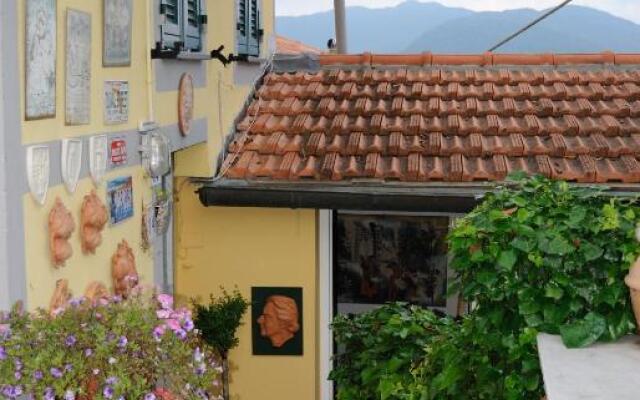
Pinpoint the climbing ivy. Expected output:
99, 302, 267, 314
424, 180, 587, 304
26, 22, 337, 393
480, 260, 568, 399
445, 173, 640, 398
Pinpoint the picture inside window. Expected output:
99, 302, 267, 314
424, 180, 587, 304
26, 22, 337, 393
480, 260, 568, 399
335, 213, 450, 314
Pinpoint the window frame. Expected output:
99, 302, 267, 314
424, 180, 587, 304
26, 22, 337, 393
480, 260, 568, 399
236, 0, 263, 58
159, 0, 205, 53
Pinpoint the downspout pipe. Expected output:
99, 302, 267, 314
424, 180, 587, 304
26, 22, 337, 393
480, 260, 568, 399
334, 0, 348, 54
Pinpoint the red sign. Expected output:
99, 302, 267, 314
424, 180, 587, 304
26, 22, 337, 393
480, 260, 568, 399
110, 139, 127, 166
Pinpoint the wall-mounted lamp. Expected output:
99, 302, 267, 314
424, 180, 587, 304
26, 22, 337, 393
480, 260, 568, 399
139, 122, 171, 178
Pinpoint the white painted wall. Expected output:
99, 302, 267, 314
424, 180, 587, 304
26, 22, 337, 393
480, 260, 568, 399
0, 0, 10, 311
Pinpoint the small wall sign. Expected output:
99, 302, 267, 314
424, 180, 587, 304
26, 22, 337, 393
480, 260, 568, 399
110, 137, 128, 167
89, 135, 108, 186
26, 145, 50, 205
104, 80, 129, 124
252, 287, 303, 356
61, 138, 82, 193
107, 176, 134, 225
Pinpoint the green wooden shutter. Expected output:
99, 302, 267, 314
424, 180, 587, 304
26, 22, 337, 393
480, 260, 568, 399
183, 0, 202, 51
160, 0, 182, 49
247, 0, 261, 57
236, 0, 249, 55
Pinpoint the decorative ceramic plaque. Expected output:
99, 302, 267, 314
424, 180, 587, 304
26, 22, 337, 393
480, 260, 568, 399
26, 145, 50, 205
61, 138, 83, 193
107, 176, 134, 225
178, 73, 194, 136
89, 135, 108, 186
25, 0, 57, 120
252, 287, 304, 356
103, 0, 133, 67
65, 9, 91, 125
110, 137, 128, 167
104, 81, 129, 124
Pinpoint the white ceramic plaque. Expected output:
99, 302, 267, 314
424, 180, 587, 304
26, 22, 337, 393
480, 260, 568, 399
89, 135, 108, 186
103, 0, 133, 67
25, 0, 57, 120
65, 9, 91, 125
61, 138, 82, 193
26, 145, 50, 205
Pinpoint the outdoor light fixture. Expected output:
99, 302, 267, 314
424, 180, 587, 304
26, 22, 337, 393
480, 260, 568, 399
139, 123, 171, 177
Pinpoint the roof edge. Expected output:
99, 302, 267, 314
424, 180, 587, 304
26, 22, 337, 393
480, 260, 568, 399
319, 52, 640, 67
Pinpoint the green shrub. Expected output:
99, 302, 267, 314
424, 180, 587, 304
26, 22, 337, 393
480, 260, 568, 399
446, 174, 640, 399
330, 303, 446, 400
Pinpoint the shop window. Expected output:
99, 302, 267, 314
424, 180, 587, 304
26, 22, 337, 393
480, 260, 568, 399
160, 0, 205, 52
236, 0, 263, 57
335, 213, 451, 315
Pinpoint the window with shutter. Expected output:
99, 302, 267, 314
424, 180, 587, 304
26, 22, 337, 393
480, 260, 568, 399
160, 0, 182, 49
184, 0, 202, 51
159, 0, 205, 52
237, 0, 261, 57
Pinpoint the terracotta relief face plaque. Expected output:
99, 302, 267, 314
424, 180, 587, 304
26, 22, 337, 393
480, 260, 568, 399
252, 287, 303, 356
26, 145, 50, 205
89, 135, 108, 186
111, 239, 138, 298
61, 138, 82, 193
80, 190, 108, 254
178, 73, 194, 136
49, 198, 75, 268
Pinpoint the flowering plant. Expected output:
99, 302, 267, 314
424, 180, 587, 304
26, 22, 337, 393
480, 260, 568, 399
0, 293, 222, 399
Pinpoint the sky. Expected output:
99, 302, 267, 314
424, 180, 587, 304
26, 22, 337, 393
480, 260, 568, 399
276, 0, 640, 24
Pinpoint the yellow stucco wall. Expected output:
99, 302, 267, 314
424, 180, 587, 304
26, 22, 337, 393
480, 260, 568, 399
17, 0, 154, 308
174, 179, 318, 400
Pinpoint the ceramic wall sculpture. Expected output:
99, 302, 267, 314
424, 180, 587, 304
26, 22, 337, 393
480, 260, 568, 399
84, 281, 109, 305
178, 73, 194, 136
257, 295, 300, 348
49, 279, 71, 316
80, 190, 108, 254
49, 197, 75, 267
252, 287, 304, 355
111, 239, 138, 297
625, 226, 640, 333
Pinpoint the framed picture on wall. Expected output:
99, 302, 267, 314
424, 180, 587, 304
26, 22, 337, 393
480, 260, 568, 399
25, 0, 57, 120
103, 0, 133, 67
107, 176, 134, 225
252, 287, 303, 356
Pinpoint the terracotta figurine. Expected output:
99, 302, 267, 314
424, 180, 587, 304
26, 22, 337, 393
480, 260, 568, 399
257, 295, 300, 348
625, 226, 640, 333
80, 190, 108, 254
49, 279, 71, 316
111, 240, 139, 298
49, 198, 76, 267
84, 281, 109, 305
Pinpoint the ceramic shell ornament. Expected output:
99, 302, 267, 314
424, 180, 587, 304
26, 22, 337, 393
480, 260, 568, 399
49, 198, 76, 267
49, 279, 71, 316
178, 73, 194, 136
26, 145, 50, 205
80, 190, 108, 254
111, 239, 138, 298
61, 138, 83, 193
89, 135, 108, 186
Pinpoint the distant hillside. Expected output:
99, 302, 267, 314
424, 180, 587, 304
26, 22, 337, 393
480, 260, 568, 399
276, 1, 473, 53
277, 1, 640, 54
407, 5, 640, 53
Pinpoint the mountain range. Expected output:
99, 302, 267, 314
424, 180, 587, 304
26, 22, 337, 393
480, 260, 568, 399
276, 1, 640, 54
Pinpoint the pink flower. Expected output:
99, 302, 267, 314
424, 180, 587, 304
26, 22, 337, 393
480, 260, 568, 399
165, 319, 181, 332
156, 294, 173, 310
156, 310, 171, 319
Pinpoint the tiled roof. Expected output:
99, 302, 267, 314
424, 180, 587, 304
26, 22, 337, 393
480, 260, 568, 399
276, 35, 322, 55
222, 53, 640, 184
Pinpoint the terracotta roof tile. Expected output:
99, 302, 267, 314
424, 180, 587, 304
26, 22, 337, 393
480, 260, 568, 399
223, 53, 640, 184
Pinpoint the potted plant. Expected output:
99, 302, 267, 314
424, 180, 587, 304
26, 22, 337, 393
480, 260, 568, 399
192, 289, 249, 400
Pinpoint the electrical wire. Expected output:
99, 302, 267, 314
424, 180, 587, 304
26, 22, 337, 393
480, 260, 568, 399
488, 0, 573, 52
